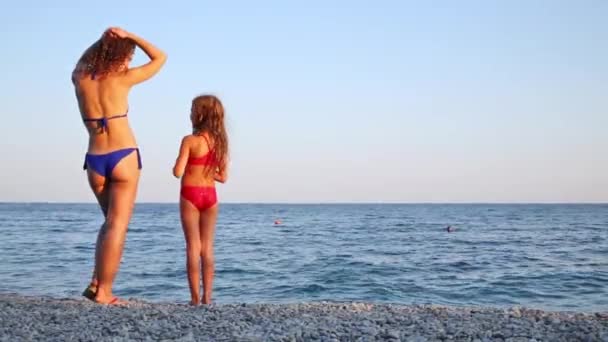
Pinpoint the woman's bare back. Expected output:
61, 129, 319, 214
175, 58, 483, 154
73, 71, 137, 153
73, 28, 166, 154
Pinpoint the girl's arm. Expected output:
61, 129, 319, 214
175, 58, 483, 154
173, 137, 190, 178
214, 159, 228, 183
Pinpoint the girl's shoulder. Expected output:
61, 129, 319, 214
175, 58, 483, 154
184, 133, 213, 150
183, 133, 203, 141
180, 134, 197, 148
191, 132, 213, 145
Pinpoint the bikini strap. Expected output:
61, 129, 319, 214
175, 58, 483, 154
106, 113, 128, 120
202, 134, 217, 154
201, 134, 210, 148
83, 111, 128, 132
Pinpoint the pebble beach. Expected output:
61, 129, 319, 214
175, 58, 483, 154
1, 294, 606, 341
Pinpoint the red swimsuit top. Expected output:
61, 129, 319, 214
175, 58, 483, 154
187, 135, 217, 166
187, 151, 217, 166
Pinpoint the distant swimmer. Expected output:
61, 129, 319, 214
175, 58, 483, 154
446, 225, 455, 233
274, 220, 282, 225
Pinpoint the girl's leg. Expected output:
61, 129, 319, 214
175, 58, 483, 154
199, 205, 218, 304
180, 197, 202, 305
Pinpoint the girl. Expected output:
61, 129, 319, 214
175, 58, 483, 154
173, 95, 229, 305
74, 27, 166, 304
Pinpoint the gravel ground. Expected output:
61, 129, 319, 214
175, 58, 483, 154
0, 294, 607, 341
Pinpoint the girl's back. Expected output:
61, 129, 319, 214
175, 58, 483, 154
181, 134, 217, 187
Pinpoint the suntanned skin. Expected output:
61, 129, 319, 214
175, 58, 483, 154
173, 133, 228, 304
72, 27, 167, 304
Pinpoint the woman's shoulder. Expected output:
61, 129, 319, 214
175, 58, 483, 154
71, 66, 90, 84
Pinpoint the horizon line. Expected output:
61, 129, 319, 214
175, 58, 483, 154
1, 201, 606, 205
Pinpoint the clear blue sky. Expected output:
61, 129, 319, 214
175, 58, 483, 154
0, 1, 606, 203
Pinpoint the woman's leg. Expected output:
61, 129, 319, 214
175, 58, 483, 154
199, 205, 218, 304
180, 197, 202, 305
86, 169, 110, 289
94, 151, 140, 303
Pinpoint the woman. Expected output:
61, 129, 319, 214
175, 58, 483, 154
73, 27, 167, 304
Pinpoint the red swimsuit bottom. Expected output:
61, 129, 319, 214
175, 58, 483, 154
180, 186, 217, 211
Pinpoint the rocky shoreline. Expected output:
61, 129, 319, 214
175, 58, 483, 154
0, 294, 606, 341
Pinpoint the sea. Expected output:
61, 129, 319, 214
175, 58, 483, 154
0, 203, 606, 312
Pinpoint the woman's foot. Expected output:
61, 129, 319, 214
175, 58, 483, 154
95, 296, 127, 305
94, 287, 126, 305
82, 284, 97, 301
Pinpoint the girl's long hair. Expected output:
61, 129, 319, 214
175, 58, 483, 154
191, 95, 229, 175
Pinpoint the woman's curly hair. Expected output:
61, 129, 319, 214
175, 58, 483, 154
75, 34, 135, 78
